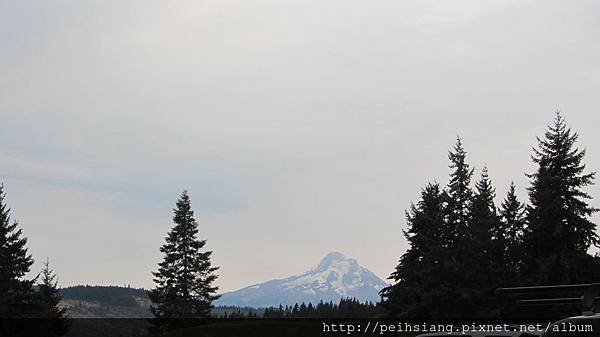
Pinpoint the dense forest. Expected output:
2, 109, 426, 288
381, 112, 600, 319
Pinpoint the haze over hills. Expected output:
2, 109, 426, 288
215, 252, 388, 307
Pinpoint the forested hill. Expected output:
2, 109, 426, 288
60, 285, 149, 306
59, 285, 152, 318
58, 285, 260, 319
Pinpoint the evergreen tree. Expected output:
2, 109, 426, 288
36, 258, 70, 336
467, 168, 501, 317
381, 182, 445, 317
148, 191, 220, 331
440, 137, 475, 317
496, 182, 528, 318
444, 136, 475, 248
0, 183, 36, 318
469, 167, 497, 257
498, 182, 526, 283
522, 112, 600, 285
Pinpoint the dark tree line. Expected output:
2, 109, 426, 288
0, 184, 70, 336
381, 112, 600, 319
211, 306, 262, 319
263, 298, 382, 319
215, 308, 260, 319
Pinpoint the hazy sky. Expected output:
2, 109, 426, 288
1, 0, 599, 292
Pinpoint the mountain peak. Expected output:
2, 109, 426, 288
216, 251, 388, 307
317, 251, 348, 269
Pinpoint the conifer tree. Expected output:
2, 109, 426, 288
496, 183, 527, 318
0, 183, 36, 318
381, 182, 445, 317
469, 167, 497, 258
467, 168, 501, 317
444, 136, 475, 248
498, 182, 526, 283
36, 258, 70, 336
148, 191, 220, 331
522, 112, 600, 285
440, 137, 475, 317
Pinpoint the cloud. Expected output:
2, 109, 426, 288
0, 152, 91, 184
1, 0, 599, 291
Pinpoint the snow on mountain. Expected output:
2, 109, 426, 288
215, 252, 388, 308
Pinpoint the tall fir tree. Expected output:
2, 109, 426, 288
498, 182, 526, 284
0, 183, 36, 318
148, 191, 220, 331
444, 136, 475, 248
467, 167, 501, 317
440, 137, 475, 317
381, 182, 445, 318
522, 112, 600, 285
469, 167, 497, 259
36, 258, 70, 337
497, 183, 527, 318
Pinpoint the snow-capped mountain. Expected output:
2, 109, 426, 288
215, 252, 388, 307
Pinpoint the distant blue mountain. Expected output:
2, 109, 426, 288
215, 252, 388, 308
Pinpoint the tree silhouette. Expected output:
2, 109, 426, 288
381, 182, 445, 318
522, 112, 600, 285
467, 167, 501, 317
498, 182, 526, 285
36, 258, 70, 336
0, 183, 36, 318
148, 191, 220, 331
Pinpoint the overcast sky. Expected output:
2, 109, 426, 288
1, 0, 600, 292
